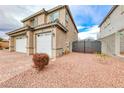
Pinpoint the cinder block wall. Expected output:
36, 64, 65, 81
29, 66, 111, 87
0, 41, 9, 49
120, 31, 124, 53
101, 34, 115, 55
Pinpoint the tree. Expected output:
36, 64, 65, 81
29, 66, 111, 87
0, 37, 3, 41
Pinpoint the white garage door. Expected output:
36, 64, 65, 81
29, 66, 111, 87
16, 36, 27, 53
36, 32, 52, 57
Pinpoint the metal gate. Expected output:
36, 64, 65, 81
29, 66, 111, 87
72, 40, 101, 53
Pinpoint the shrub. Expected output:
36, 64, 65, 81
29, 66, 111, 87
32, 53, 49, 71
0, 46, 2, 50
5, 47, 9, 49
63, 49, 70, 55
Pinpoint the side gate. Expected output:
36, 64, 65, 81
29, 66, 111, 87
72, 40, 101, 53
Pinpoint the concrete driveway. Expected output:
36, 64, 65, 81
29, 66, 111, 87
0, 50, 32, 83
1, 52, 124, 87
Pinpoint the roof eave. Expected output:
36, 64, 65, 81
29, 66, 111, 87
99, 5, 118, 27
65, 5, 78, 33
21, 9, 47, 22
34, 21, 68, 32
6, 26, 28, 35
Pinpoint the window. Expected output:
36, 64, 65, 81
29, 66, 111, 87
121, 5, 124, 13
30, 17, 38, 27
65, 12, 69, 22
62, 12, 69, 27
62, 21, 66, 27
106, 18, 110, 26
104, 17, 110, 28
49, 12, 59, 22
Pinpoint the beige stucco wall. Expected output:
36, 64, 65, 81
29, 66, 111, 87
9, 36, 15, 51
55, 27, 66, 56
65, 10, 78, 50
23, 13, 46, 26
37, 14, 46, 25
27, 31, 34, 55
55, 26, 78, 57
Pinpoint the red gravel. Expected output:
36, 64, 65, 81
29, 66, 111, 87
0, 52, 124, 88
0, 50, 32, 83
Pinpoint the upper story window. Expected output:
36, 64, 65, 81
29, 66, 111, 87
30, 17, 38, 27
65, 12, 69, 22
104, 17, 110, 29
121, 5, 124, 14
49, 12, 59, 22
62, 12, 69, 27
106, 18, 110, 26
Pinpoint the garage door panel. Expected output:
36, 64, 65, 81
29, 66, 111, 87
36, 32, 52, 57
16, 36, 26, 53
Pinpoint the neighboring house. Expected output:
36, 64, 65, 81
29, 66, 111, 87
98, 5, 124, 56
0, 40, 9, 49
6, 5, 78, 58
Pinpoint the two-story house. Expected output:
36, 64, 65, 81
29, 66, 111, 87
98, 5, 124, 56
6, 5, 78, 58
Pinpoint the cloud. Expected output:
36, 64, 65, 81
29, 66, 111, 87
78, 25, 100, 40
77, 25, 85, 29
0, 5, 54, 39
0, 5, 111, 40
69, 5, 112, 26
0, 31, 9, 39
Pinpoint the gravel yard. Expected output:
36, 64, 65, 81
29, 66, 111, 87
0, 50, 32, 83
0, 52, 124, 88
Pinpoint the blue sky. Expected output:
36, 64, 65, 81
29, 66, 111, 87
70, 5, 112, 32
0, 5, 112, 39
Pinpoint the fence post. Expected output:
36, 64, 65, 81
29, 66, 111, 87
84, 40, 85, 53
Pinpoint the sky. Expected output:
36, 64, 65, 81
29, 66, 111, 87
0, 5, 112, 40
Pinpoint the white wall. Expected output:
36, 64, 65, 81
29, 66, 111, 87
99, 6, 124, 39
101, 34, 115, 55
120, 30, 124, 53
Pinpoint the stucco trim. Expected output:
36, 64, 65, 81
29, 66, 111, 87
33, 21, 68, 32
6, 26, 30, 35
6, 21, 68, 36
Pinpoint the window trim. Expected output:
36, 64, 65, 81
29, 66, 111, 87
49, 11, 59, 22
103, 17, 110, 29
65, 12, 69, 22
121, 5, 124, 14
30, 17, 38, 27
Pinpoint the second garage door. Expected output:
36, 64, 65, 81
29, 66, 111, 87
16, 35, 27, 53
36, 32, 52, 57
